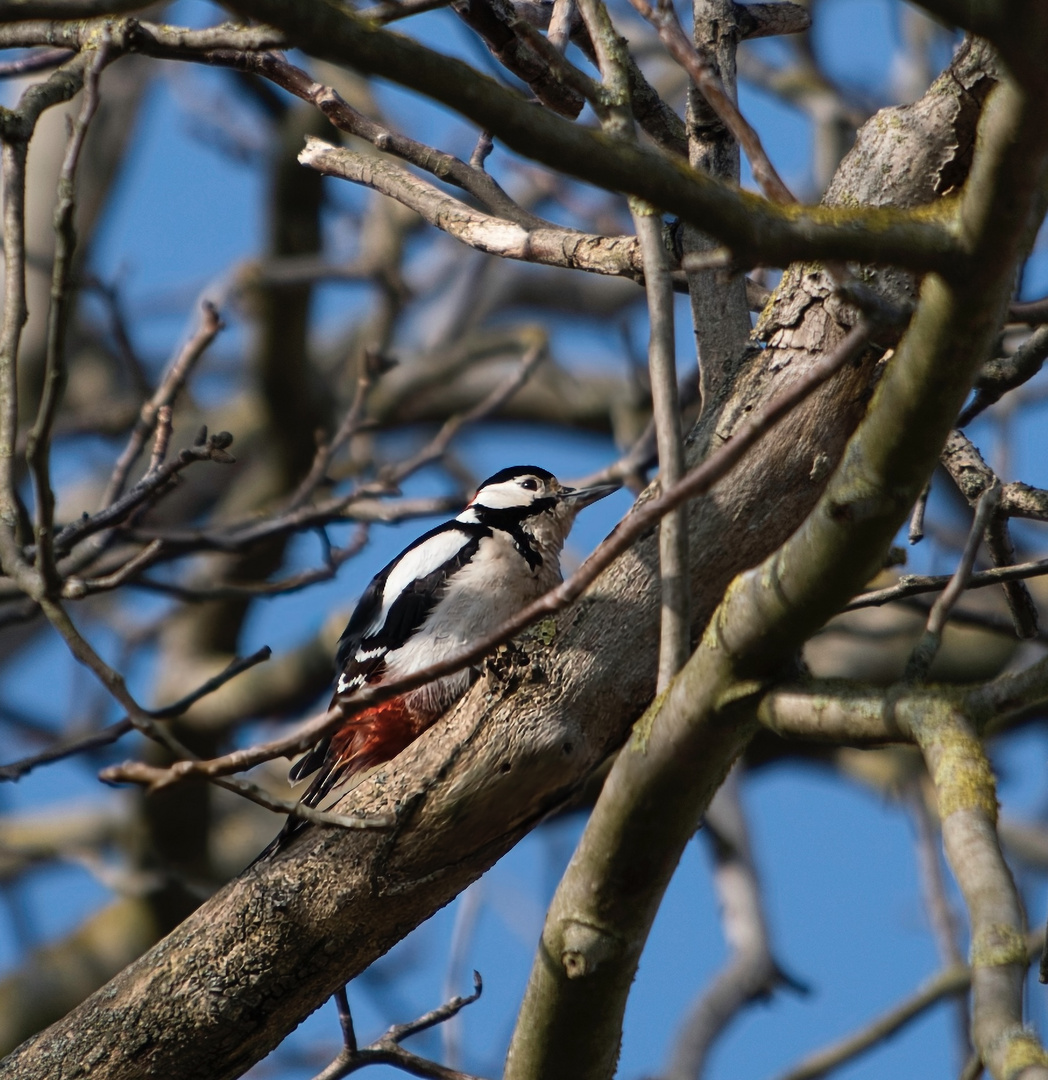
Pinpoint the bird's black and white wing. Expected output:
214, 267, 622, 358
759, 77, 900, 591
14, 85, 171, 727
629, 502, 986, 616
288, 520, 486, 786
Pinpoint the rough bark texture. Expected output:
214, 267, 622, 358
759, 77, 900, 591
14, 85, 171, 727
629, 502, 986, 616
0, 37, 999, 1080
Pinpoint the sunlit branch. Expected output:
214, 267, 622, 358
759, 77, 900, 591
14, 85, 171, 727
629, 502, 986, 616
298, 139, 650, 284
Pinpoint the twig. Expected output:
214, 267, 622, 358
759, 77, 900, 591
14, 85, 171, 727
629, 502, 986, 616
908, 483, 929, 544
442, 885, 484, 1069
985, 511, 1039, 638
127, 529, 368, 601
381, 340, 545, 486
449, 0, 586, 118
0, 52, 97, 591
772, 933, 1043, 1080
63, 538, 164, 597
632, 208, 688, 690
959, 323, 1048, 425
363, 0, 455, 22
904, 482, 1001, 682
469, 131, 494, 171
176, 46, 550, 232
102, 760, 391, 830
512, 0, 690, 155
104, 318, 875, 790
298, 140, 651, 286
127, 493, 459, 555
625, 0, 795, 205
26, 42, 111, 597
0, 646, 272, 781
37, 609, 383, 830
547, 0, 575, 50
311, 973, 485, 1080
940, 430, 1039, 638
0, 48, 74, 78
37, 595, 201, 763
1009, 296, 1048, 325
81, 273, 151, 397
581, 0, 687, 690
848, 555, 1048, 610
285, 364, 378, 513
49, 429, 237, 560
503, 12, 606, 113
100, 299, 223, 507
150, 645, 275, 719
147, 405, 173, 473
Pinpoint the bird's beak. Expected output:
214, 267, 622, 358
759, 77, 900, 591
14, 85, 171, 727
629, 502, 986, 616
558, 482, 620, 509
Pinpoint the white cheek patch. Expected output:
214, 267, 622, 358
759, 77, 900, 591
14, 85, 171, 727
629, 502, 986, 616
367, 528, 473, 635
469, 480, 542, 510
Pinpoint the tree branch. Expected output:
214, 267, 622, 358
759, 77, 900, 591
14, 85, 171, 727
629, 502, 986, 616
220, 0, 961, 274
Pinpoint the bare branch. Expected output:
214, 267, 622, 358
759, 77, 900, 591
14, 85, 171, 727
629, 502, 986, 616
25, 42, 111, 596
773, 934, 1042, 1080
100, 299, 223, 508
960, 323, 1048, 424
46, 429, 238, 563
0, 647, 272, 781
0, 51, 96, 592
848, 555, 1048, 611
939, 430, 1039, 637
911, 705, 1047, 1080
222, 0, 963, 273
0, 48, 73, 77
626, 0, 795, 204
904, 482, 1001, 682
298, 139, 652, 285
311, 974, 485, 1080
634, 206, 689, 691
0, 0, 151, 15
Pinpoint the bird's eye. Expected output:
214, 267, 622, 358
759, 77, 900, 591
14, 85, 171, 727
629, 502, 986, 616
520, 478, 539, 491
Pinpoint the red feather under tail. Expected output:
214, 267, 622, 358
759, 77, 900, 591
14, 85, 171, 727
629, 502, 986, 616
255, 697, 437, 862
327, 697, 434, 781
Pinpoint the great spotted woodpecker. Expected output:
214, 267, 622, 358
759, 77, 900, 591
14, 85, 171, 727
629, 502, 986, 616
272, 466, 616, 848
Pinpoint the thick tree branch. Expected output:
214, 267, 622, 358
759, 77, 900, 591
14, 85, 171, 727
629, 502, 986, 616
506, 59, 1048, 1080
911, 705, 1047, 1080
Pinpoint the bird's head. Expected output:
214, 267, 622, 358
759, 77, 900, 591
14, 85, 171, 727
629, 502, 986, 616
459, 466, 618, 542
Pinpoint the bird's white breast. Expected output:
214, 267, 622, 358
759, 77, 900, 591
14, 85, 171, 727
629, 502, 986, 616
383, 530, 562, 701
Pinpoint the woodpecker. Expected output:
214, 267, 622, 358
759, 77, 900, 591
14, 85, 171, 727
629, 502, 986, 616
271, 466, 616, 850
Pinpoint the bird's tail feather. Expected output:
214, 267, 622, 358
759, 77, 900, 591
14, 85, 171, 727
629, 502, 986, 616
253, 697, 428, 862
